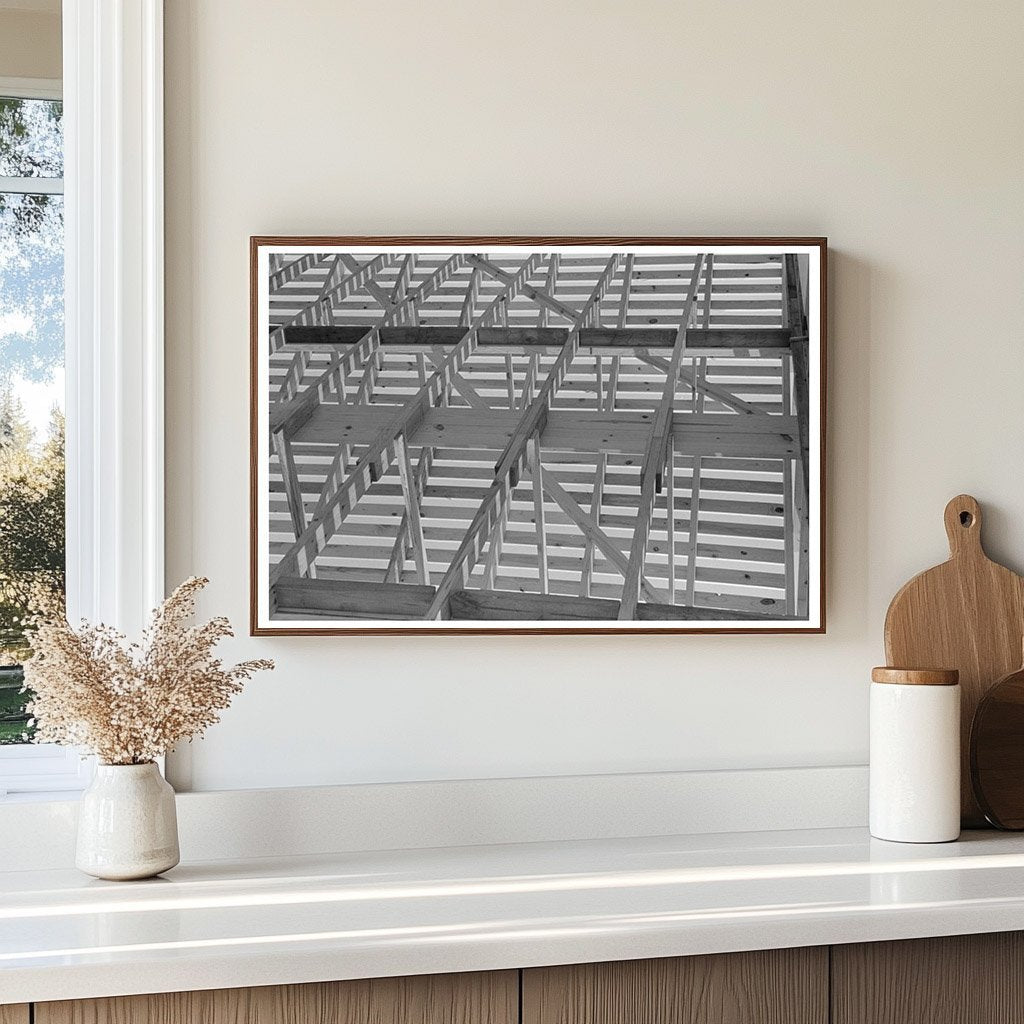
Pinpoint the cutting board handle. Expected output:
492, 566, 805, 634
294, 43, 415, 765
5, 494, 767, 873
944, 494, 983, 558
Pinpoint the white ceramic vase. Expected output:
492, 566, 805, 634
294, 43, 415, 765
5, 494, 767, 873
76, 762, 180, 880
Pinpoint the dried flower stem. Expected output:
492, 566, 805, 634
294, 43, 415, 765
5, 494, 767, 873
23, 577, 273, 765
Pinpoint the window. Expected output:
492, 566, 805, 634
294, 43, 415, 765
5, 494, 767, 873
0, 6, 166, 798
0, 79, 84, 795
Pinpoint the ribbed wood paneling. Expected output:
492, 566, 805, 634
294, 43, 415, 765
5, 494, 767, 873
522, 949, 828, 1024
0, 1006, 29, 1024
36, 971, 517, 1024
832, 932, 1024, 1024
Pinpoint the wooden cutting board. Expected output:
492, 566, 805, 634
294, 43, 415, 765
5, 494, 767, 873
884, 494, 1024, 826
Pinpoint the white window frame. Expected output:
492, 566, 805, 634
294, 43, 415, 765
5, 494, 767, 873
0, 0, 164, 797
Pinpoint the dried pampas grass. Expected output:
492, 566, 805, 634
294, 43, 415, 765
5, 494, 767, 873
23, 577, 273, 765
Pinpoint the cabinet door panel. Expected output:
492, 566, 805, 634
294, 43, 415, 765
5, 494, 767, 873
36, 971, 517, 1024
832, 932, 1024, 1024
523, 948, 827, 1024
0, 1007, 29, 1024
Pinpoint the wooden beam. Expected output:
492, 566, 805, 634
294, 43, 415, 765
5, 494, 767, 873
504, 353, 517, 409
541, 470, 665, 605
579, 452, 607, 599
272, 431, 307, 541
291, 406, 801, 459
468, 253, 582, 324
270, 254, 545, 584
422, 255, 621, 618
538, 253, 559, 328
269, 252, 325, 291
795, 456, 810, 620
605, 355, 619, 412
429, 346, 490, 409
459, 263, 480, 327
305, 254, 474, 503
355, 345, 382, 404
529, 435, 549, 594
385, 446, 433, 583
270, 255, 467, 437
339, 253, 394, 313
666, 438, 676, 603
618, 255, 707, 619
782, 353, 795, 616
617, 253, 634, 329
481, 496, 508, 590
276, 347, 310, 402
647, 254, 707, 493
281, 325, 793, 352
269, 253, 398, 353
702, 254, 714, 328
274, 576, 436, 619
791, 335, 810, 502
520, 352, 539, 409
636, 349, 763, 417
270, 332, 379, 436
491, 256, 622, 491
447, 589, 784, 622
784, 253, 811, 497
394, 434, 429, 585
390, 254, 417, 322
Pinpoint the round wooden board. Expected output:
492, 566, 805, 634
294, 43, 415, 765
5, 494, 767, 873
971, 664, 1024, 829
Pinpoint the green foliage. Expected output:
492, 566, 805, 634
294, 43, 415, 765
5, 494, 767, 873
0, 393, 65, 741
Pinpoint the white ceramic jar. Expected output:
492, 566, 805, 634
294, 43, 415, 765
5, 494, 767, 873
76, 762, 180, 880
870, 667, 961, 843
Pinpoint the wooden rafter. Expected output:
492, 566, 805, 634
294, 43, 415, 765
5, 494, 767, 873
635, 349, 763, 417
468, 254, 582, 324
279, 325, 793, 354
579, 451, 607, 599
394, 434, 429, 584
423, 254, 622, 619
386, 445, 433, 584
339, 253, 395, 314
618, 255, 706, 619
528, 435, 549, 594
783, 253, 811, 498
269, 252, 325, 292
270, 253, 547, 584
269, 253, 398, 353
541, 470, 665, 604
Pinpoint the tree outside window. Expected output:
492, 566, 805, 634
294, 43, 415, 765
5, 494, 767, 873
0, 95, 65, 744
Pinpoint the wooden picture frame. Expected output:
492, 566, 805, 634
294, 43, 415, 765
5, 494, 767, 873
251, 237, 826, 635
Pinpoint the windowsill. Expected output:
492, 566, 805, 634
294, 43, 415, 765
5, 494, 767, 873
0, 789, 85, 804
4, 826, 1024, 1004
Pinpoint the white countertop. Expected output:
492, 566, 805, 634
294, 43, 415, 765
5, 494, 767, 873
4, 826, 1024, 1004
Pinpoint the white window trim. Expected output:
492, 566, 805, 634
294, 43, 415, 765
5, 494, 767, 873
0, 2, 165, 797
0, 76, 62, 101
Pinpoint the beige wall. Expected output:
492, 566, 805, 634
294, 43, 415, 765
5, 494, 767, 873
164, 1, 1024, 791
0, 8, 60, 81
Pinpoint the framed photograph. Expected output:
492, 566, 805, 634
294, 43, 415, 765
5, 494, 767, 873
251, 237, 826, 635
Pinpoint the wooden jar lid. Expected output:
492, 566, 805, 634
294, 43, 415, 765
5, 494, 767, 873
871, 667, 960, 686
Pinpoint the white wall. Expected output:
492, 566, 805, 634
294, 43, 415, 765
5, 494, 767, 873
0, 6, 61, 80
164, 1, 1024, 791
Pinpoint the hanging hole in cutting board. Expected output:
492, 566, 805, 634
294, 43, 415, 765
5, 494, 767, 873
960, 511, 974, 527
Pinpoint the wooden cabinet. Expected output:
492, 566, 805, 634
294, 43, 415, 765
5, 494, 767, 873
832, 932, 1024, 1024
522, 948, 828, 1024
34, 972, 517, 1024
14, 933, 1024, 1024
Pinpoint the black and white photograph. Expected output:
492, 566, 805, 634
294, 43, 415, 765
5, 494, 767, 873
252, 239, 825, 633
